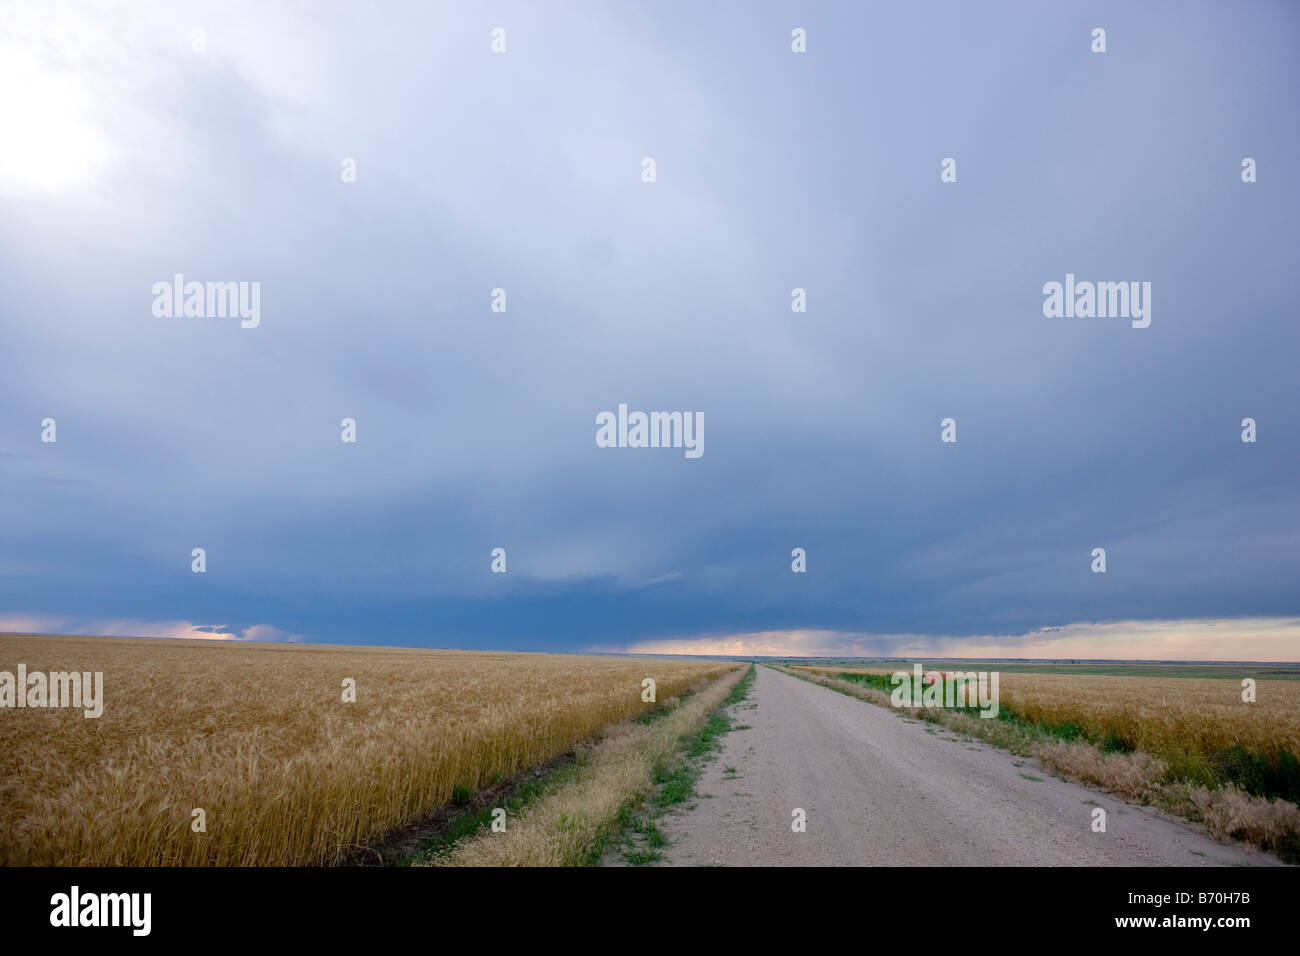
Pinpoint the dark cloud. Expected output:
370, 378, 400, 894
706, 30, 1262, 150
1, 2, 1297, 654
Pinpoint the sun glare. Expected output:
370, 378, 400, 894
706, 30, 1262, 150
0, 39, 110, 197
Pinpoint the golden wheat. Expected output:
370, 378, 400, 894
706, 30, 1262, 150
997, 673, 1300, 761
0, 634, 734, 866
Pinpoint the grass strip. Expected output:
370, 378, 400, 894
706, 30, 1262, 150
615, 664, 757, 864
426, 665, 751, 866
365, 691, 701, 865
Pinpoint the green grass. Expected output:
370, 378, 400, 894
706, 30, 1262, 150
832, 671, 990, 718
619, 818, 668, 864
613, 665, 757, 865
408, 759, 586, 865
635, 691, 693, 725
1211, 745, 1300, 804
401, 683, 729, 865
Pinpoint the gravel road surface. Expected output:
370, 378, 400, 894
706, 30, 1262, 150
648, 666, 1279, 866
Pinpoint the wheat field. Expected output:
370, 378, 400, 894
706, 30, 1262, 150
996, 673, 1300, 762
0, 634, 735, 866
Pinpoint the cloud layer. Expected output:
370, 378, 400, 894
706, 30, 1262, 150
0, 615, 304, 643
1, 3, 1297, 658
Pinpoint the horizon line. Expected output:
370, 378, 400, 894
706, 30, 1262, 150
3, 631, 1297, 665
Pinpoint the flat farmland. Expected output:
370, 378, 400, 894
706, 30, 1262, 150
0, 635, 733, 866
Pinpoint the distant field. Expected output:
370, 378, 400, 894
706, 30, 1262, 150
773, 658, 1300, 680
0, 635, 734, 866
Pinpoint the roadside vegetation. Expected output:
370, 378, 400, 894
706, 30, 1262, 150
426, 665, 750, 866
612, 664, 756, 865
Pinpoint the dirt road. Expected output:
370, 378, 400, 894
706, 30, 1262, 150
650, 666, 1280, 866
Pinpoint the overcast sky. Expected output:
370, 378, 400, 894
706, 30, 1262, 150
2, 1, 1297, 659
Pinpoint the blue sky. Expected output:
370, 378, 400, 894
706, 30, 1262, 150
1, 1, 1298, 659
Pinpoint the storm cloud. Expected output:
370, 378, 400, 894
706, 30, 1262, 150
1, 1, 1297, 658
